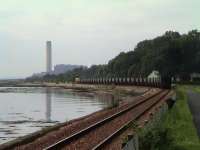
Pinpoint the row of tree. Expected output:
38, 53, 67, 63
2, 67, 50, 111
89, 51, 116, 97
26, 30, 200, 82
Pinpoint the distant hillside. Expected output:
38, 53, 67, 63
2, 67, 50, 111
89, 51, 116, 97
67, 30, 200, 81
27, 30, 200, 82
106, 30, 200, 80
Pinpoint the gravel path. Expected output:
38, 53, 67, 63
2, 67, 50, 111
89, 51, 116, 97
187, 89, 200, 137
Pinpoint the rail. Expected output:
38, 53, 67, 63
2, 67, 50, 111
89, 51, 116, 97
44, 90, 169, 150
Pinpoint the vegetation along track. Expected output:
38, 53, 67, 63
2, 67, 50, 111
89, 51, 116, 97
44, 89, 169, 150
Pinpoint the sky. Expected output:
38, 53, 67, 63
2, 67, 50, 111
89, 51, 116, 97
0, 0, 199, 79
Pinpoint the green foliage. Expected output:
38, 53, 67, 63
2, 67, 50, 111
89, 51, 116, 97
27, 30, 200, 82
139, 125, 174, 150
139, 85, 200, 150
163, 86, 200, 149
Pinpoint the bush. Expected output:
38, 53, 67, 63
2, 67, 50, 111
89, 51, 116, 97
139, 125, 174, 150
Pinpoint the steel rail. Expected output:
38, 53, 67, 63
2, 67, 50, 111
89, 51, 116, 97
92, 90, 170, 150
44, 90, 166, 150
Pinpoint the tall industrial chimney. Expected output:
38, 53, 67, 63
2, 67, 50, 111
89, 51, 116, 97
46, 41, 52, 73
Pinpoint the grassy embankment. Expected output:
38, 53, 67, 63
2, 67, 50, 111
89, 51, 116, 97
139, 85, 200, 150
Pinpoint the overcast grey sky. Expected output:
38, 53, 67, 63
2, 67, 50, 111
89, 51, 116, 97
0, 0, 199, 78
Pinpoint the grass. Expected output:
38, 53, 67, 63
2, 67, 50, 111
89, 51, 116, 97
139, 85, 200, 150
191, 85, 200, 93
163, 85, 200, 149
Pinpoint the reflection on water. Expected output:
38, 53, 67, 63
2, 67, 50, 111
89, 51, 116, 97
46, 88, 52, 122
0, 87, 116, 144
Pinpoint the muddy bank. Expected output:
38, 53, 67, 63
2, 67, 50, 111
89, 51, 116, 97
17, 82, 150, 95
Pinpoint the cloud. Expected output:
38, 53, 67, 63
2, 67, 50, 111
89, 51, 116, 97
0, 0, 199, 78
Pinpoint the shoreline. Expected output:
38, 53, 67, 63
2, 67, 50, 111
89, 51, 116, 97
0, 84, 150, 149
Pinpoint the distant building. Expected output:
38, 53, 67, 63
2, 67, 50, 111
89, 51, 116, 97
53, 64, 84, 75
29, 41, 87, 78
32, 72, 46, 78
190, 73, 200, 81
148, 70, 160, 79
75, 77, 80, 83
46, 41, 52, 73
31, 64, 86, 78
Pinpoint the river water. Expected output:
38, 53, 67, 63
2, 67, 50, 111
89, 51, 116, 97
0, 87, 114, 144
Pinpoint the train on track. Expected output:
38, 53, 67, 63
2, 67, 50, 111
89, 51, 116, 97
78, 77, 171, 89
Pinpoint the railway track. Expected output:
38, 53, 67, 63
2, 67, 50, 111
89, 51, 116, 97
44, 89, 169, 150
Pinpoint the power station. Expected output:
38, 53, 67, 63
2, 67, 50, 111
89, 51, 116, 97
46, 41, 52, 74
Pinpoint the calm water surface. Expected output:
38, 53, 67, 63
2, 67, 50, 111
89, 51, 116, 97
0, 87, 114, 144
